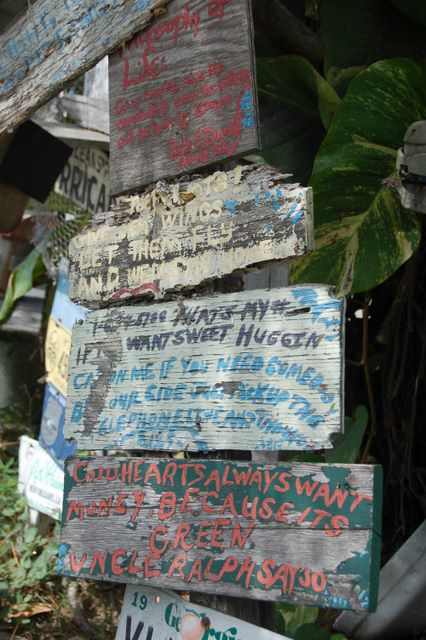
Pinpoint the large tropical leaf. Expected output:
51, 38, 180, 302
321, 0, 426, 94
291, 59, 424, 296
251, 56, 340, 183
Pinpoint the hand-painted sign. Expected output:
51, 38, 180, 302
109, 0, 259, 194
64, 286, 344, 451
39, 383, 76, 468
18, 436, 64, 520
45, 316, 72, 397
68, 165, 313, 306
58, 457, 382, 611
54, 148, 112, 215
0, 0, 170, 136
116, 585, 290, 640
45, 259, 86, 397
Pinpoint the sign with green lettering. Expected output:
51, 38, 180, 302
58, 457, 382, 612
116, 585, 290, 639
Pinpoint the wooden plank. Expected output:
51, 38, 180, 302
68, 165, 313, 306
18, 435, 64, 521
38, 122, 109, 150
58, 93, 109, 135
54, 148, 112, 216
109, 0, 259, 194
58, 457, 382, 612
0, 0, 170, 136
115, 585, 290, 639
64, 285, 344, 451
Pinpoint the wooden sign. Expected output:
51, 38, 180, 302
69, 165, 313, 306
45, 316, 72, 397
45, 259, 86, 397
116, 585, 290, 640
58, 457, 382, 612
0, 0, 169, 136
39, 383, 76, 468
64, 286, 344, 451
109, 0, 259, 194
18, 436, 64, 520
54, 148, 112, 215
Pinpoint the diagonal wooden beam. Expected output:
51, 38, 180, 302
0, 0, 170, 135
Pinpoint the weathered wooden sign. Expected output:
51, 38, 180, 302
45, 316, 72, 397
116, 585, 290, 640
18, 436, 64, 520
69, 165, 313, 306
0, 0, 169, 136
45, 259, 86, 397
64, 286, 344, 451
109, 0, 259, 194
54, 148, 112, 215
58, 457, 382, 611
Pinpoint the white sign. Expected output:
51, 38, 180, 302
18, 435, 64, 520
116, 585, 289, 640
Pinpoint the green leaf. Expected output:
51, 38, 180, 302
295, 623, 330, 640
325, 406, 368, 463
276, 603, 319, 638
321, 0, 426, 95
251, 56, 340, 183
291, 59, 423, 295
0, 248, 46, 324
388, 0, 426, 27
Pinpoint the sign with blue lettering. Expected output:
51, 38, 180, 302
116, 585, 290, 640
39, 383, 76, 468
64, 286, 344, 451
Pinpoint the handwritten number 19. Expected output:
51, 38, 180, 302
131, 592, 147, 610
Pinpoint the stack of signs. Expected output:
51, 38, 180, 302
40, 259, 86, 467
18, 435, 64, 521
57, 0, 382, 633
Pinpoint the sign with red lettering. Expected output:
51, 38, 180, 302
58, 457, 382, 612
116, 585, 290, 640
64, 286, 344, 452
108, 0, 259, 194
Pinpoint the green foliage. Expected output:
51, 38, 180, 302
321, 0, 426, 94
0, 249, 46, 323
276, 602, 347, 639
252, 56, 340, 183
0, 457, 58, 629
291, 58, 424, 295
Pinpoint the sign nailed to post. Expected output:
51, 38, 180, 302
65, 286, 344, 451
109, 0, 259, 193
54, 148, 112, 215
68, 165, 313, 306
59, 457, 382, 612
116, 585, 290, 640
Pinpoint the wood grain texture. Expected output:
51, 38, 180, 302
68, 165, 313, 306
0, 0, 169, 136
64, 286, 344, 451
58, 457, 382, 612
108, 0, 259, 194
58, 94, 109, 135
